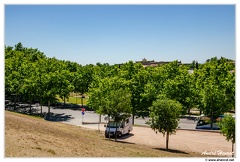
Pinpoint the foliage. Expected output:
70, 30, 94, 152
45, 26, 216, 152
219, 114, 235, 144
87, 76, 132, 140
88, 76, 132, 118
120, 61, 151, 124
149, 96, 182, 149
219, 114, 235, 157
5, 43, 235, 128
149, 96, 182, 135
194, 57, 235, 129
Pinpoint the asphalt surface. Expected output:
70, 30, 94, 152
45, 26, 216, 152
38, 105, 197, 130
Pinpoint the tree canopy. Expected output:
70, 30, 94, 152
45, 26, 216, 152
149, 96, 182, 150
219, 114, 235, 157
5, 43, 235, 130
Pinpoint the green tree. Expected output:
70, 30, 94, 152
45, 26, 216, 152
162, 65, 196, 114
142, 61, 196, 116
20, 61, 40, 114
142, 61, 182, 109
73, 64, 94, 106
219, 114, 235, 157
87, 76, 132, 140
120, 61, 152, 124
195, 57, 235, 129
14, 42, 24, 51
149, 96, 182, 150
130, 67, 152, 122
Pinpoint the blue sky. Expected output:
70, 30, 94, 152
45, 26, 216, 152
5, 5, 235, 65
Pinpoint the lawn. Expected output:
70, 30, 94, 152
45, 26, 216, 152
56, 95, 88, 105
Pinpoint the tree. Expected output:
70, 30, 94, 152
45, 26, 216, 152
87, 76, 132, 140
73, 64, 94, 106
5, 45, 41, 115
142, 61, 196, 116
149, 96, 182, 150
130, 67, 152, 122
119, 61, 146, 124
105, 88, 132, 140
57, 69, 75, 105
162, 65, 196, 115
20, 62, 39, 114
119, 61, 153, 124
14, 42, 23, 51
142, 61, 183, 109
219, 114, 235, 157
195, 57, 235, 129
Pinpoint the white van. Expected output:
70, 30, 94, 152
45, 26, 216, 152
104, 117, 133, 138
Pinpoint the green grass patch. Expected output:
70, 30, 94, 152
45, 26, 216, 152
56, 96, 88, 105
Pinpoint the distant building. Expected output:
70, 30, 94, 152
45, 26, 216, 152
135, 58, 181, 67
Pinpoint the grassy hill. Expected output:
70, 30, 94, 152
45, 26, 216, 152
5, 111, 198, 157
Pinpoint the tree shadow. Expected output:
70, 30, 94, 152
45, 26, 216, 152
104, 139, 135, 145
115, 140, 135, 145
44, 113, 73, 122
119, 133, 134, 139
153, 148, 189, 154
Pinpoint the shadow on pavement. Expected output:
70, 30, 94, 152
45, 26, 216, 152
119, 133, 134, 139
104, 133, 134, 140
44, 113, 74, 122
153, 148, 189, 154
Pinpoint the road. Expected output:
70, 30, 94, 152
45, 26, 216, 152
39, 106, 197, 130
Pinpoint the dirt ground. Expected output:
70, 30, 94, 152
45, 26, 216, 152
118, 127, 234, 155
81, 123, 235, 157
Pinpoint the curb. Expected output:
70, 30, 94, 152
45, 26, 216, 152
176, 128, 220, 133
133, 124, 221, 133
82, 122, 107, 125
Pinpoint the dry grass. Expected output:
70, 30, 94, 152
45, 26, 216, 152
5, 111, 199, 157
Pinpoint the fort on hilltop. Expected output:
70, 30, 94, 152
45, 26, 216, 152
135, 58, 182, 67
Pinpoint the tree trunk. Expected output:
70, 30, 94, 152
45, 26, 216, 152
132, 114, 135, 125
188, 109, 191, 116
81, 96, 83, 107
166, 132, 169, 150
40, 104, 42, 115
64, 96, 66, 105
29, 101, 32, 115
48, 101, 50, 115
98, 114, 101, 132
210, 107, 214, 130
210, 96, 214, 130
232, 142, 234, 157
115, 122, 118, 141
40, 99, 42, 115
108, 118, 111, 140
14, 95, 17, 111
210, 116, 214, 130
